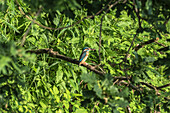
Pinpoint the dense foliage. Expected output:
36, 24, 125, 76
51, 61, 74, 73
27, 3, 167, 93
0, 0, 170, 112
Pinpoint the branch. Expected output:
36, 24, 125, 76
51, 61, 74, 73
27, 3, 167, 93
134, 37, 159, 51
164, 16, 170, 25
127, 106, 131, 113
140, 82, 157, 90
99, 17, 103, 62
123, 33, 138, 83
140, 82, 170, 99
140, 82, 170, 93
158, 46, 170, 51
118, 81, 140, 91
157, 83, 170, 90
155, 41, 167, 47
27, 49, 170, 100
124, 33, 138, 61
27, 48, 131, 82
119, 81, 170, 94
92, 102, 99, 113
27, 48, 104, 75
98, 0, 114, 62
132, 0, 142, 29
114, 76, 129, 80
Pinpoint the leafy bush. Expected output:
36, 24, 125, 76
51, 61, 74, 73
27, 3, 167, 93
0, 0, 170, 112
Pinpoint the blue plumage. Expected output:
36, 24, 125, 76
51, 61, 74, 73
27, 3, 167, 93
79, 47, 95, 66
79, 52, 87, 61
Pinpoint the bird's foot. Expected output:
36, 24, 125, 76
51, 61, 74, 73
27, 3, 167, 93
83, 62, 88, 66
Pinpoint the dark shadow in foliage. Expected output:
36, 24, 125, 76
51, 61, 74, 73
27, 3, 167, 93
22, 0, 113, 21
76, 0, 108, 16
23, 0, 81, 18
0, 0, 8, 11
154, 43, 170, 77
0, 41, 24, 111
153, 53, 170, 77
163, 102, 170, 112
81, 90, 96, 107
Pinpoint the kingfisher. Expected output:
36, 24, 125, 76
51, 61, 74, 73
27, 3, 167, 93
79, 47, 95, 66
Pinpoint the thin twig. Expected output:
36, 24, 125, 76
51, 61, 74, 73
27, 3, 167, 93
164, 16, 170, 25
133, 37, 167, 51
98, 0, 123, 62
99, 17, 103, 62
79, 80, 84, 85
140, 82, 159, 94
155, 41, 167, 47
127, 106, 131, 113
118, 81, 139, 90
132, 0, 142, 29
94, 0, 114, 62
124, 33, 138, 83
20, 7, 42, 46
92, 102, 99, 113
113, 79, 119, 85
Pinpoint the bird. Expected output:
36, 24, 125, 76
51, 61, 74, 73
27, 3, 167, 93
79, 47, 95, 66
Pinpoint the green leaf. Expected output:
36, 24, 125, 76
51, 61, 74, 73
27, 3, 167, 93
0, 56, 11, 74
53, 85, 59, 95
56, 65, 63, 83
63, 100, 69, 109
145, 0, 153, 15
143, 57, 156, 63
94, 83, 102, 98
81, 73, 97, 85
39, 100, 47, 109
75, 108, 88, 113
3, 20, 20, 33
110, 86, 118, 96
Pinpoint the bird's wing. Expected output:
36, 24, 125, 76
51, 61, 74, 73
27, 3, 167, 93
79, 51, 87, 62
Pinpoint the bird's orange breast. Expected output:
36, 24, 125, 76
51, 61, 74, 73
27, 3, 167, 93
79, 51, 89, 65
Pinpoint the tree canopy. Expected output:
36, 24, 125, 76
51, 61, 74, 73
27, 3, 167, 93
0, 0, 170, 112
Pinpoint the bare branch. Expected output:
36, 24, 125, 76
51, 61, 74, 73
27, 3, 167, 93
134, 37, 168, 52
27, 48, 105, 75
134, 37, 159, 51
157, 83, 170, 89
118, 81, 139, 90
127, 106, 131, 113
132, 0, 142, 29
140, 82, 157, 90
124, 33, 138, 83
158, 46, 170, 51
27, 48, 170, 100
155, 41, 167, 47
140, 82, 170, 97
118, 80, 170, 93
92, 102, 99, 113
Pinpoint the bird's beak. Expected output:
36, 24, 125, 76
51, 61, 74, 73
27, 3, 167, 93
90, 48, 96, 51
